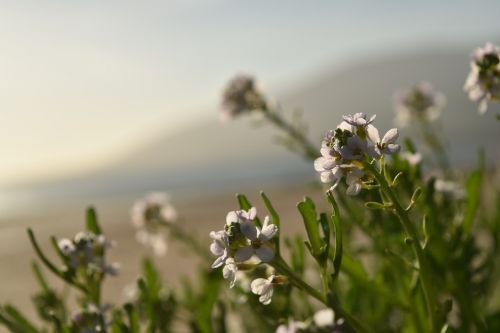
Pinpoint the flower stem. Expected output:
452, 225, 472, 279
272, 255, 371, 333
364, 161, 438, 332
262, 106, 319, 160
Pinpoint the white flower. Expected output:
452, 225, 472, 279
276, 319, 307, 333
464, 42, 500, 114
251, 275, 275, 305
222, 258, 238, 288
393, 82, 445, 126
434, 179, 466, 200
234, 216, 278, 263
209, 230, 230, 268
130, 192, 177, 257
58, 238, 75, 255
367, 126, 400, 157
345, 168, 365, 196
400, 152, 422, 166
313, 309, 335, 327
342, 113, 376, 128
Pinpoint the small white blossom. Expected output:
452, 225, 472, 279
400, 152, 422, 166
222, 258, 238, 288
393, 82, 445, 126
464, 42, 500, 114
251, 275, 275, 305
209, 230, 230, 268
130, 192, 177, 256
58, 238, 75, 255
275, 320, 307, 333
313, 309, 335, 327
234, 216, 278, 263
434, 179, 466, 200
345, 168, 365, 196
342, 113, 376, 128
367, 126, 400, 157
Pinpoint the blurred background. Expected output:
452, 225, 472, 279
1, 0, 500, 319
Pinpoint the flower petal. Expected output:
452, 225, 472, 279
240, 220, 258, 240
256, 245, 275, 262
346, 182, 362, 196
250, 278, 268, 295
366, 124, 380, 144
259, 218, 278, 241
234, 246, 253, 262
381, 128, 399, 145
226, 211, 239, 225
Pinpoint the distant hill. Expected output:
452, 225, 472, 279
2, 47, 499, 215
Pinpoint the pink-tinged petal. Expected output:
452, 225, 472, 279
247, 207, 257, 220
314, 157, 325, 171
240, 220, 258, 240
259, 221, 278, 241
210, 240, 224, 256
381, 128, 399, 145
320, 171, 334, 183
234, 246, 253, 262
383, 144, 400, 154
211, 253, 227, 268
226, 211, 239, 225
366, 124, 380, 144
256, 245, 275, 262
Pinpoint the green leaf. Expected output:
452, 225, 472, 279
297, 197, 323, 257
326, 192, 343, 281
463, 170, 482, 234
86, 207, 102, 235
124, 303, 140, 333
3, 305, 39, 333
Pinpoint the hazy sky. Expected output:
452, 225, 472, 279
1, 0, 499, 186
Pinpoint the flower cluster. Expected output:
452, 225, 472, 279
464, 42, 500, 114
220, 74, 267, 121
130, 192, 178, 256
71, 303, 108, 333
276, 309, 344, 333
210, 207, 280, 304
57, 232, 119, 276
314, 113, 400, 195
393, 82, 445, 126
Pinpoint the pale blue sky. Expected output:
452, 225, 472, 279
1, 0, 499, 185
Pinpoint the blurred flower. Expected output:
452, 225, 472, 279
313, 308, 344, 332
393, 82, 445, 126
275, 319, 307, 333
130, 192, 178, 256
251, 275, 275, 305
220, 74, 267, 121
222, 258, 238, 288
434, 179, 466, 200
57, 232, 118, 276
71, 303, 108, 333
400, 151, 422, 166
464, 42, 500, 114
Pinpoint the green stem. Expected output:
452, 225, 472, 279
364, 162, 438, 332
272, 256, 370, 333
262, 106, 319, 160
